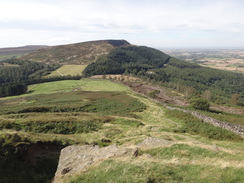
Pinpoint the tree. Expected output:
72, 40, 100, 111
0, 83, 27, 97
191, 98, 210, 111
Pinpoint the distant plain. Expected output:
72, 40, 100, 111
162, 49, 244, 74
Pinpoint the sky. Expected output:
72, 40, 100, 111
1, 0, 244, 48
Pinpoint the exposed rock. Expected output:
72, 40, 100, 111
137, 137, 172, 150
53, 137, 173, 182
54, 144, 130, 181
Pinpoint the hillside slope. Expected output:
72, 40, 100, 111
0, 40, 243, 183
0, 45, 46, 61
21, 40, 130, 64
1, 40, 243, 104
83, 46, 244, 105
0, 79, 243, 183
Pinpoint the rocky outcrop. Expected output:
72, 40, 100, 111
54, 144, 131, 181
53, 137, 173, 182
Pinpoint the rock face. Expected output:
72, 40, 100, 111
54, 144, 130, 181
53, 137, 173, 182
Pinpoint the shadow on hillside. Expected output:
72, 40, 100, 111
25, 90, 34, 95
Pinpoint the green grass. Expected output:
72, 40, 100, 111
47, 65, 87, 77
22, 79, 130, 97
111, 118, 144, 128
165, 110, 243, 141
0, 89, 146, 136
0, 91, 146, 117
227, 64, 239, 68
0, 79, 147, 182
144, 144, 243, 161
0, 79, 129, 100
0, 78, 243, 183
0, 119, 105, 134
201, 110, 244, 125
71, 160, 244, 183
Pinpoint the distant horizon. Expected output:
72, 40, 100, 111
1, 41, 244, 50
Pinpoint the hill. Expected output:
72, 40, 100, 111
0, 45, 46, 61
0, 40, 243, 183
83, 45, 244, 105
21, 40, 130, 64
0, 40, 243, 105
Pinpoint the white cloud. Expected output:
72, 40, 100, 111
0, 1, 61, 22
1, 0, 244, 47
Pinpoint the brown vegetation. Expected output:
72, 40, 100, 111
0, 45, 46, 61
21, 40, 130, 65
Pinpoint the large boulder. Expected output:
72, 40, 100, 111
54, 144, 130, 181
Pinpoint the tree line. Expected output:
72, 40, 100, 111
83, 46, 170, 76
0, 75, 82, 97
0, 58, 60, 84
0, 58, 83, 97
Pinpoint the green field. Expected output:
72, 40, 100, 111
26, 79, 129, 96
47, 65, 87, 77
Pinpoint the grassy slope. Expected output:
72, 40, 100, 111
0, 79, 243, 183
47, 65, 87, 77
25, 79, 129, 96
70, 91, 244, 183
0, 79, 136, 183
0, 45, 46, 61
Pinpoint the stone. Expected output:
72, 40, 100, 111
54, 144, 129, 180
138, 137, 172, 150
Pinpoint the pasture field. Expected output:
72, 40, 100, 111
25, 79, 129, 96
47, 64, 87, 77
